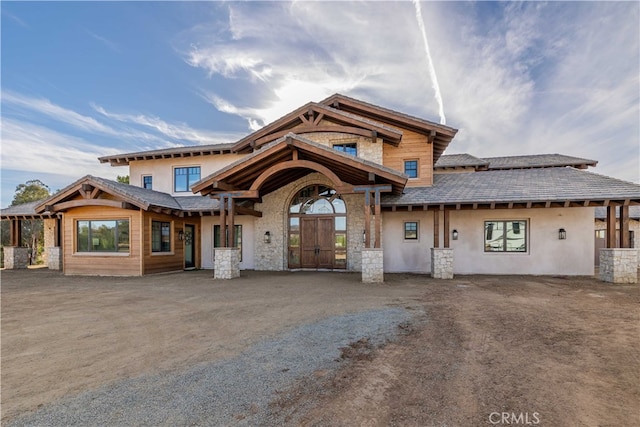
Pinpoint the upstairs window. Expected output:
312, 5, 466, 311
142, 175, 153, 190
333, 143, 357, 157
404, 160, 418, 178
174, 167, 200, 192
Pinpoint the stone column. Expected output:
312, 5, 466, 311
362, 248, 384, 283
599, 248, 638, 284
214, 248, 241, 279
47, 247, 63, 271
3, 247, 29, 269
431, 248, 454, 279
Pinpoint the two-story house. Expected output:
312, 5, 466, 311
3, 94, 639, 282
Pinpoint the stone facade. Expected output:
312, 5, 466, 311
43, 218, 58, 265
594, 219, 640, 268
599, 248, 638, 284
47, 247, 63, 270
362, 248, 384, 283
253, 172, 368, 272
303, 130, 383, 164
4, 247, 29, 269
213, 248, 240, 279
431, 248, 454, 279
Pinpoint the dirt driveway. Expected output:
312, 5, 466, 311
2, 269, 638, 426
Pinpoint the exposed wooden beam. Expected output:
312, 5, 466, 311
606, 205, 616, 248
443, 209, 450, 248
433, 210, 440, 248
50, 199, 132, 211
621, 205, 630, 248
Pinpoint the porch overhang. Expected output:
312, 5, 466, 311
193, 133, 408, 198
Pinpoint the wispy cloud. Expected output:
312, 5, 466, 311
85, 29, 120, 53
92, 104, 244, 145
2, 9, 30, 29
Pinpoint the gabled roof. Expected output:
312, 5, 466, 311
434, 153, 489, 170
320, 93, 458, 161
483, 154, 597, 170
232, 101, 404, 153
382, 168, 640, 208
99, 143, 236, 166
194, 133, 408, 196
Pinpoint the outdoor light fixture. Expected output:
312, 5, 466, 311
178, 230, 184, 241
559, 228, 567, 240
264, 231, 271, 244
362, 230, 366, 244
452, 229, 459, 240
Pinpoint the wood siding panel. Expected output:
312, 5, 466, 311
383, 129, 433, 186
63, 206, 142, 276
142, 212, 186, 275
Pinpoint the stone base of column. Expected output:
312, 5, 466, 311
3, 247, 29, 269
599, 248, 638, 284
362, 248, 384, 283
431, 248, 454, 279
214, 248, 241, 279
47, 247, 63, 271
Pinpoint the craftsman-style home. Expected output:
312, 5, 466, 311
3, 94, 639, 283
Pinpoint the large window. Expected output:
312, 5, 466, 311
77, 220, 129, 253
404, 160, 418, 178
174, 166, 201, 192
333, 143, 357, 157
484, 220, 527, 252
214, 225, 242, 261
152, 221, 172, 252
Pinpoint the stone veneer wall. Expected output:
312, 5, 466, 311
599, 248, 638, 284
214, 248, 240, 279
43, 218, 58, 265
594, 219, 640, 267
4, 247, 29, 269
47, 247, 63, 270
431, 248, 454, 279
302, 131, 383, 164
362, 248, 384, 282
253, 172, 370, 272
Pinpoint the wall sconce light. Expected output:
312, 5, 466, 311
264, 231, 271, 244
558, 228, 567, 240
452, 229, 459, 240
178, 230, 184, 241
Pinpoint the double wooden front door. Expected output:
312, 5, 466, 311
300, 217, 334, 269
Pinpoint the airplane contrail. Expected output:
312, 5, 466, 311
412, 0, 446, 125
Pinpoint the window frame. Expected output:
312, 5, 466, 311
173, 166, 201, 193
151, 220, 173, 254
404, 221, 419, 240
333, 143, 358, 157
75, 219, 130, 254
142, 175, 153, 190
404, 159, 419, 179
484, 220, 528, 253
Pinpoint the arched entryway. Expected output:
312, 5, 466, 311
288, 185, 347, 269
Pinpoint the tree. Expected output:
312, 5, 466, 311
117, 175, 129, 184
10, 180, 51, 264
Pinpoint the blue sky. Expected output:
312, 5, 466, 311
1, 1, 638, 207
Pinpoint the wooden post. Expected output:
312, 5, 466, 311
227, 197, 235, 248
606, 205, 616, 248
443, 208, 450, 248
433, 210, 440, 248
620, 205, 630, 248
10, 219, 22, 247
219, 195, 227, 247
374, 190, 381, 249
364, 191, 371, 249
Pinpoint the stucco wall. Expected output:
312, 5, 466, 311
383, 208, 595, 275
129, 154, 245, 195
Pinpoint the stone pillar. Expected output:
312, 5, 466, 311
599, 248, 638, 284
47, 247, 63, 271
214, 248, 241, 279
431, 248, 454, 279
3, 247, 29, 269
362, 248, 384, 283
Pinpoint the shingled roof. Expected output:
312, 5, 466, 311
0, 200, 58, 219
483, 154, 597, 170
434, 154, 489, 170
99, 143, 236, 166
382, 168, 640, 208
